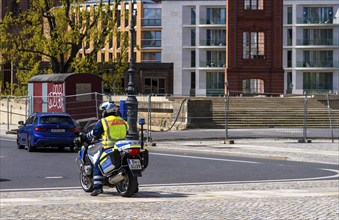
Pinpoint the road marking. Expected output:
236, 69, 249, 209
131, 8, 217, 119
150, 152, 261, 164
45, 176, 64, 179
0, 187, 81, 192
0, 138, 15, 142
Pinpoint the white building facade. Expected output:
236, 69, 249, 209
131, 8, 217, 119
283, 0, 339, 94
161, 0, 226, 96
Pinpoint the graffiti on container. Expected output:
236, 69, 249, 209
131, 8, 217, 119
48, 84, 63, 109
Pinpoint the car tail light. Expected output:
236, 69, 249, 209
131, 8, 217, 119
128, 149, 140, 156
34, 126, 47, 132
68, 127, 79, 133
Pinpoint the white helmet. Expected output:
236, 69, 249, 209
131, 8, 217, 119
99, 102, 118, 117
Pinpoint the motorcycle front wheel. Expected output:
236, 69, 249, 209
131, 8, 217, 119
80, 172, 94, 192
116, 168, 138, 197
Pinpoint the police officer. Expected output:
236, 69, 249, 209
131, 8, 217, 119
84, 101, 129, 196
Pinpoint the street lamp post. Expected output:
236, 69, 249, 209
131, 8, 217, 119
224, 81, 234, 144
125, 0, 139, 140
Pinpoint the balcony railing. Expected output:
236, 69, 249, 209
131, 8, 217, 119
200, 40, 226, 46
141, 59, 161, 63
141, 40, 161, 48
297, 17, 335, 24
297, 61, 338, 68
141, 19, 161, 26
200, 18, 226, 25
200, 61, 226, 68
206, 88, 224, 96
297, 39, 338, 46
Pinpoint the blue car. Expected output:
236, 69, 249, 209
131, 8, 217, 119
17, 112, 79, 152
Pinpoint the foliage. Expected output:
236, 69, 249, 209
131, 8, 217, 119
0, 0, 129, 95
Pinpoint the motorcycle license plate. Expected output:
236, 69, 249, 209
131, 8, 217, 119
127, 159, 142, 170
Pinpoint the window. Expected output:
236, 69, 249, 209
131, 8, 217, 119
191, 8, 196, 25
191, 72, 196, 89
286, 72, 293, 93
191, 51, 196, 67
141, 52, 161, 62
287, 29, 292, 46
207, 29, 226, 46
191, 29, 196, 46
206, 72, 224, 89
109, 36, 113, 49
243, 32, 265, 59
244, 0, 264, 10
303, 29, 333, 45
304, 51, 333, 67
116, 9, 121, 27
142, 31, 161, 48
25, 115, 35, 125
40, 116, 74, 125
101, 53, 105, 62
287, 51, 292, 67
142, 8, 161, 26
287, 7, 292, 24
303, 72, 333, 91
303, 7, 333, 24
207, 8, 226, 24
144, 78, 166, 94
206, 72, 224, 96
76, 83, 92, 101
124, 3, 129, 28
207, 51, 226, 67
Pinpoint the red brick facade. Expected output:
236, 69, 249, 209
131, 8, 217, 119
225, 0, 284, 94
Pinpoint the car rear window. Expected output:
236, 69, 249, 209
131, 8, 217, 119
40, 116, 74, 125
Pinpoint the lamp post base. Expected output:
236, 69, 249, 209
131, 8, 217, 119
223, 139, 235, 144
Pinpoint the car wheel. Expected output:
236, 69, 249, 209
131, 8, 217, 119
17, 135, 25, 149
27, 137, 35, 152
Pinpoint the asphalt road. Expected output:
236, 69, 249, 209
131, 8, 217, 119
1, 138, 338, 191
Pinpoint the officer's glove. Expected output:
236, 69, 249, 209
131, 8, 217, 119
73, 135, 82, 151
80, 132, 88, 143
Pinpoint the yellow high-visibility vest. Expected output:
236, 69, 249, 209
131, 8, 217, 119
101, 115, 129, 149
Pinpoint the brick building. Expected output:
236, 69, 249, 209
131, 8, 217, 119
225, 0, 284, 95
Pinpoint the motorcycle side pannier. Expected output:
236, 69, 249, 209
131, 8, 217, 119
99, 149, 121, 175
141, 150, 149, 170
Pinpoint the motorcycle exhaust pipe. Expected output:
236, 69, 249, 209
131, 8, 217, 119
108, 172, 126, 185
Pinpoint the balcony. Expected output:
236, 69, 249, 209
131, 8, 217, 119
200, 18, 226, 25
200, 61, 226, 68
206, 88, 224, 96
296, 39, 338, 46
200, 40, 226, 46
141, 19, 161, 27
297, 17, 337, 24
141, 40, 161, 48
297, 61, 338, 68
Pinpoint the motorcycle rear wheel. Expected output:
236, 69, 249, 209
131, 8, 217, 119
116, 169, 138, 197
80, 172, 94, 192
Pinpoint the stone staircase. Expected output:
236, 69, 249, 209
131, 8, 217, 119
210, 96, 339, 128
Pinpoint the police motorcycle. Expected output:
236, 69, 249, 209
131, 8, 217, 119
74, 118, 149, 197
